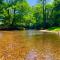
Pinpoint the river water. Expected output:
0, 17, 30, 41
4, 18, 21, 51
0, 30, 60, 60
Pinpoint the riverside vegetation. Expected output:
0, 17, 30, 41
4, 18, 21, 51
0, 0, 60, 30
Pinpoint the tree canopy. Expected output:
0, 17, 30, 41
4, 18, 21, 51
0, 0, 60, 30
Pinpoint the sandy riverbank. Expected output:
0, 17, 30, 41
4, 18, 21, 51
40, 30, 60, 34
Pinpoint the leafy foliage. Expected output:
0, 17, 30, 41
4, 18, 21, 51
0, 0, 60, 30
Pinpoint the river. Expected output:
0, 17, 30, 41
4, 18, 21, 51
0, 30, 60, 60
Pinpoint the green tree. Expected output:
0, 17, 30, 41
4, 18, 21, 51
38, 0, 47, 29
0, 0, 4, 19
2, 0, 28, 29
54, 0, 60, 26
33, 4, 43, 29
12, 0, 32, 29
45, 3, 54, 28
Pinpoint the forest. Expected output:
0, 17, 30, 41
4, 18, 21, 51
0, 0, 60, 30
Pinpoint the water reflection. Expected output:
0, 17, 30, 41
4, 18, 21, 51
0, 30, 59, 60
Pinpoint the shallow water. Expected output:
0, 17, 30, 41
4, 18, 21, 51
0, 30, 60, 60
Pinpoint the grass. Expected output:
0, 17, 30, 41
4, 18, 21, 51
48, 27, 60, 31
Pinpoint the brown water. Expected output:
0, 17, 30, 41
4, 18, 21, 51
0, 30, 60, 60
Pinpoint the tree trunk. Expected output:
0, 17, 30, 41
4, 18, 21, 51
43, 0, 46, 29
12, 8, 15, 26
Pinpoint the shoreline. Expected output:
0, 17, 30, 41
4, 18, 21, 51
0, 29, 60, 35
40, 30, 60, 35
0, 29, 59, 33
40, 29, 60, 32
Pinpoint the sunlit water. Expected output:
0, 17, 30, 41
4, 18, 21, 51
0, 30, 60, 60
